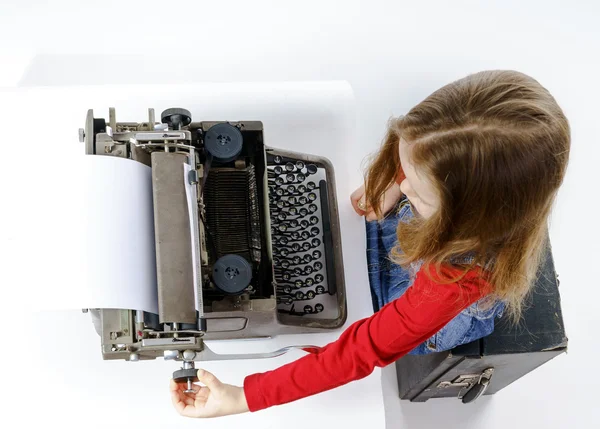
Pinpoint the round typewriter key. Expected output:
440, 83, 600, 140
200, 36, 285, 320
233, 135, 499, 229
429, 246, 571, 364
286, 173, 295, 182
304, 305, 313, 313
305, 266, 313, 274
273, 257, 280, 265
307, 164, 318, 174
282, 273, 291, 281
276, 201, 285, 209
299, 196, 308, 205
307, 181, 316, 190
306, 277, 314, 286
276, 177, 284, 186
298, 184, 307, 193
297, 173, 306, 182
312, 250, 322, 259
288, 196, 297, 205
311, 227, 320, 236
280, 248, 289, 257
289, 207, 298, 215
292, 243, 301, 251
289, 220, 299, 228
315, 274, 324, 283
285, 162, 295, 172
300, 208, 308, 216
301, 220, 309, 228
284, 286, 292, 294
278, 224, 287, 232
279, 236, 289, 245
307, 291, 316, 299
274, 166, 283, 174
287, 185, 296, 194
309, 204, 318, 213
315, 303, 324, 312
314, 261, 323, 270
278, 213, 287, 221
308, 192, 317, 202
303, 243, 312, 252
303, 254, 313, 263
295, 280, 303, 288
293, 267, 303, 275
293, 256, 301, 264
310, 216, 319, 225
274, 155, 282, 164
296, 161, 305, 170
295, 291, 304, 299
301, 231, 310, 240
282, 260, 290, 269
283, 297, 293, 305
311, 238, 321, 247
276, 188, 284, 196
316, 285, 325, 294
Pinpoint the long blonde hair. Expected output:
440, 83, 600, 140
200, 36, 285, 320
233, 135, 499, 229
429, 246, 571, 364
365, 70, 570, 322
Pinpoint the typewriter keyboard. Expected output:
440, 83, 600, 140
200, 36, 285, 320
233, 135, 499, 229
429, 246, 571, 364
267, 153, 339, 319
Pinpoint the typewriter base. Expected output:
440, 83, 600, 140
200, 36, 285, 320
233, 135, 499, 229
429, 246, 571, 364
395, 237, 567, 403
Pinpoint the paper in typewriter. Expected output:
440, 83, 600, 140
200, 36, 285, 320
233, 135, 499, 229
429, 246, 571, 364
81, 155, 159, 314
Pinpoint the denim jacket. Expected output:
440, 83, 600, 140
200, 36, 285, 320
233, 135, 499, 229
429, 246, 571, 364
365, 196, 505, 355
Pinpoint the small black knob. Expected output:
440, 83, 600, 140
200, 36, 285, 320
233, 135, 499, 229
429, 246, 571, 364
161, 108, 192, 130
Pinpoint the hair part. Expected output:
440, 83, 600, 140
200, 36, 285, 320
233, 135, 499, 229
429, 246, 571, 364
365, 70, 570, 323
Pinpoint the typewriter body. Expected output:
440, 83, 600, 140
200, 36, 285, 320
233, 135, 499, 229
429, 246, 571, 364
82, 107, 347, 379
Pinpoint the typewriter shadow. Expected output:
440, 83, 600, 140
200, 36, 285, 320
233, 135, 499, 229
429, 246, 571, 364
381, 364, 494, 429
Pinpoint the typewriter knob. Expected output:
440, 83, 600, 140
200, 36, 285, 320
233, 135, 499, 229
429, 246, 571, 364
161, 108, 192, 130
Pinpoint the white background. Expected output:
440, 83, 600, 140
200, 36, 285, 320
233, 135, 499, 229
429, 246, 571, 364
1, 1, 599, 428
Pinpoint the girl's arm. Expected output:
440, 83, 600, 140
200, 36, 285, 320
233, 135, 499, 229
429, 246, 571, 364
243, 265, 489, 411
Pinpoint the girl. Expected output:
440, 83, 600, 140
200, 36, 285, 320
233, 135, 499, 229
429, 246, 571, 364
170, 70, 570, 417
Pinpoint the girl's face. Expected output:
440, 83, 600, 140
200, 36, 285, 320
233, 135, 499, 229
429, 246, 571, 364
398, 138, 440, 219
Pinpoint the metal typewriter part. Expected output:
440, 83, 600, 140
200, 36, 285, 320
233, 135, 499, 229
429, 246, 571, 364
81, 108, 347, 382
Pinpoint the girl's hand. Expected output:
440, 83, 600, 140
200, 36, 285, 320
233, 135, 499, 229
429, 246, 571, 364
170, 369, 249, 418
350, 183, 403, 221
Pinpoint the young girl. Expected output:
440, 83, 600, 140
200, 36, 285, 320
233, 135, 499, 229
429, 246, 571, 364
170, 70, 570, 417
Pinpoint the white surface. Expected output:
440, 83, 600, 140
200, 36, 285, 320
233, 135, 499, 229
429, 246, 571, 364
0, 1, 599, 428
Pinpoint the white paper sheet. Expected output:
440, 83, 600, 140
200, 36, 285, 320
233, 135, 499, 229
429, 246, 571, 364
82, 155, 159, 313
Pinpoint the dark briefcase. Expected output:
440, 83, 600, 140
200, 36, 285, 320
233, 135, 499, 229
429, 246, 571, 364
394, 238, 567, 403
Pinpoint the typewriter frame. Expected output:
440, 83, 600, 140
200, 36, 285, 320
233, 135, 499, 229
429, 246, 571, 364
82, 108, 347, 364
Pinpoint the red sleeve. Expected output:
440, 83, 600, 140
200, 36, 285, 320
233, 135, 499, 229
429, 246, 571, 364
243, 265, 490, 412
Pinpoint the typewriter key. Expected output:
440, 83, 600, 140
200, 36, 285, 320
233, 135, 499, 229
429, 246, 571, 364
308, 204, 318, 213
292, 256, 301, 264
289, 220, 299, 228
276, 188, 284, 196
287, 185, 296, 193
299, 196, 308, 205
316, 285, 325, 294
311, 227, 320, 236
308, 192, 317, 201
305, 266, 313, 274
305, 277, 314, 286
312, 238, 321, 247
286, 173, 295, 182
282, 273, 291, 281
289, 207, 298, 216
312, 250, 322, 259
300, 208, 308, 216
291, 232, 300, 240
280, 248, 289, 257
279, 236, 289, 245
283, 286, 292, 294
306, 291, 316, 300
301, 220, 309, 228
307, 181, 316, 190
304, 305, 313, 313
274, 166, 283, 175
307, 164, 318, 174
298, 184, 307, 193
301, 231, 310, 240
276, 177, 284, 186
315, 303, 324, 312
303, 243, 312, 252
274, 155, 282, 164
314, 261, 323, 270
278, 224, 287, 232
292, 243, 301, 252
282, 260, 290, 269
278, 213, 287, 221
295, 291, 304, 299
296, 161, 305, 170
295, 280, 304, 288
288, 196, 297, 205
293, 267, 303, 275
315, 274, 324, 282
285, 162, 295, 172
296, 173, 306, 182
310, 216, 319, 225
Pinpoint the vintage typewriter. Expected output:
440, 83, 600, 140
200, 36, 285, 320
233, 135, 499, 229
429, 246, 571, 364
81, 107, 347, 387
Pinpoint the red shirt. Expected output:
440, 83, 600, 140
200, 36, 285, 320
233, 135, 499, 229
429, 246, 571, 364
243, 264, 490, 411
